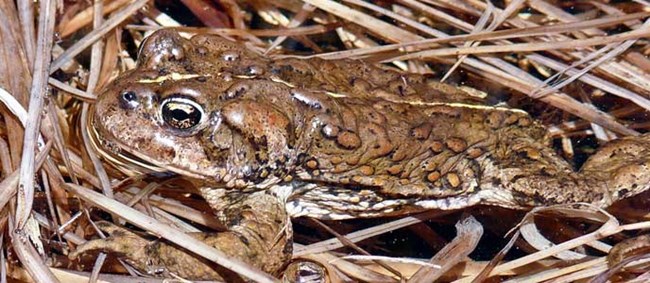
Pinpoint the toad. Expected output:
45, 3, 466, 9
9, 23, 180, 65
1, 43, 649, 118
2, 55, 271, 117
74, 29, 650, 280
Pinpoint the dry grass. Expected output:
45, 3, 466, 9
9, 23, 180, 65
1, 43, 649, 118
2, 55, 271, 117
1, 0, 650, 282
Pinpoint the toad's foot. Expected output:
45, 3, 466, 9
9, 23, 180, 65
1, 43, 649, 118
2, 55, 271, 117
71, 191, 291, 280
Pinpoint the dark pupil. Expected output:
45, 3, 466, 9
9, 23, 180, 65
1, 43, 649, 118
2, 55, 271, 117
162, 102, 201, 129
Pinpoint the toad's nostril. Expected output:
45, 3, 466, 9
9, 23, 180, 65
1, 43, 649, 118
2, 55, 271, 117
122, 91, 137, 102
119, 91, 139, 109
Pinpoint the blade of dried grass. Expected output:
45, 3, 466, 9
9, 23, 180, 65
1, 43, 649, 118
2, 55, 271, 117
588, 254, 650, 283
547, 106, 639, 137
16, 0, 35, 65
302, 0, 420, 42
82, 0, 115, 208
1, 235, 6, 282
11, 225, 59, 283
96, 29, 121, 90
88, 253, 108, 283
113, 191, 201, 233
179, 0, 229, 28
299, 251, 395, 282
47, 79, 96, 101
50, 0, 149, 74
341, 256, 440, 269
0, 138, 11, 176
64, 183, 279, 283
509, 258, 607, 283
85, 4, 110, 281
525, 1, 650, 97
58, 0, 134, 38
39, 169, 65, 250
345, 0, 448, 38
530, 43, 616, 96
11, 267, 173, 283
520, 223, 592, 260
526, 54, 650, 112
408, 215, 483, 283
46, 101, 78, 188
389, 26, 650, 60
471, 230, 520, 283
626, 52, 650, 73
602, 60, 650, 94
440, 0, 494, 82
16, 0, 55, 229
294, 210, 449, 256
121, 187, 225, 230
528, 0, 605, 37
264, 3, 316, 54
532, 20, 650, 99
460, 204, 621, 282
127, 24, 338, 38
311, 11, 650, 60
3, 144, 53, 283
0, 141, 51, 215
33, 212, 85, 245
310, 218, 404, 279
399, 0, 473, 31
590, 1, 644, 28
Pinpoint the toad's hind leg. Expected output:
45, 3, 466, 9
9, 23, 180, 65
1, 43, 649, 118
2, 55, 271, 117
71, 190, 291, 281
482, 129, 650, 208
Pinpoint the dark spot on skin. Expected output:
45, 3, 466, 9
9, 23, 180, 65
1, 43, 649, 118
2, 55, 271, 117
236, 233, 250, 246
225, 84, 249, 100
254, 152, 268, 163
618, 188, 629, 197
540, 167, 554, 176
510, 175, 524, 183
296, 153, 308, 165
273, 168, 286, 177
517, 151, 529, 159
283, 240, 293, 254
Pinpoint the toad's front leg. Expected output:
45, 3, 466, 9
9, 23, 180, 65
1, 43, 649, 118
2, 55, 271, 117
71, 190, 292, 280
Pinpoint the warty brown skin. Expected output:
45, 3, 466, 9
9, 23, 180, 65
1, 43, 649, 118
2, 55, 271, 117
77, 29, 650, 280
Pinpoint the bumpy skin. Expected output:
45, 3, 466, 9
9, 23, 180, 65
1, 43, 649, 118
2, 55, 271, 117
79, 30, 650, 280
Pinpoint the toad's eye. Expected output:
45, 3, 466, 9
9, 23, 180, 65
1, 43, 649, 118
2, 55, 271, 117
160, 97, 204, 130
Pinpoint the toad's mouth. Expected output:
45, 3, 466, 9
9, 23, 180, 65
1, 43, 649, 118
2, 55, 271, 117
86, 116, 167, 176
86, 113, 208, 180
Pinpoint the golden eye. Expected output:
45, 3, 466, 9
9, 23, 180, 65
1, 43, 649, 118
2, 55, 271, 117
161, 98, 203, 130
